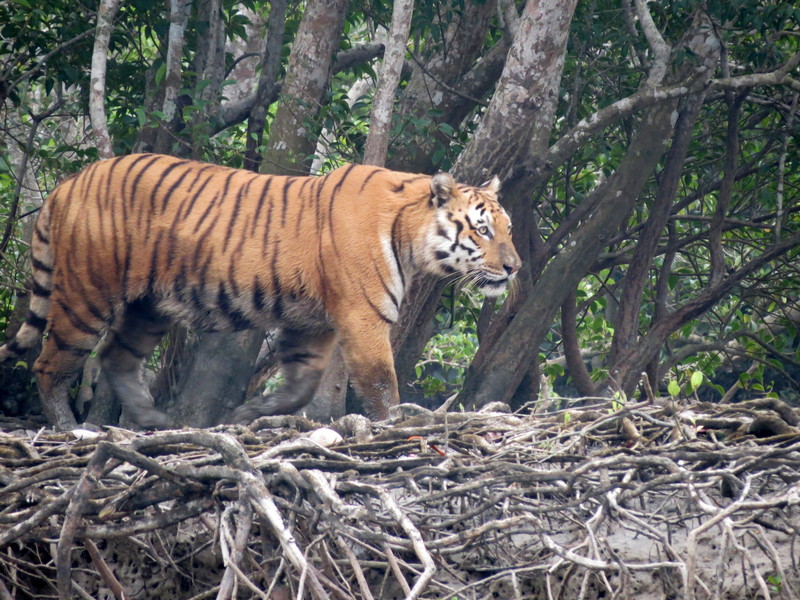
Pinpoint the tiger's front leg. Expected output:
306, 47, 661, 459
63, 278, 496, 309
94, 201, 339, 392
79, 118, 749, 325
335, 316, 399, 421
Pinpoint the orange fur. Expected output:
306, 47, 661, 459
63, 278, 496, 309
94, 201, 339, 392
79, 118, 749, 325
0, 154, 521, 429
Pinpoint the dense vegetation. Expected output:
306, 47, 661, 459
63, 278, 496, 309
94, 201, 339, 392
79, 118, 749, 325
1, 0, 798, 425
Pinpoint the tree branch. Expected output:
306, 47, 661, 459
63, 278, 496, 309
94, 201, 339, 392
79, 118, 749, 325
540, 53, 800, 184
220, 43, 385, 135
633, 0, 671, 86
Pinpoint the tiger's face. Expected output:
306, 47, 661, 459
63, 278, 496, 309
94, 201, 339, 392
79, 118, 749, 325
425, 173, 521, 297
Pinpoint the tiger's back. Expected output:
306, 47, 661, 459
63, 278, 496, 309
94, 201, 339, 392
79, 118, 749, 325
1, 154, 521, 430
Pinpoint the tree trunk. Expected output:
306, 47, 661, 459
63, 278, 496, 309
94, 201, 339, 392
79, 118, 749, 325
386, 0, 505, 390
190, 0, 225, 159
362, 0, 413, 166
244, 0, 287, 172
260, 0, 348, 175
88, 0, 119, 159
456, 9, 730, 409
386, 0, 502, 174
152, 0, 189, 155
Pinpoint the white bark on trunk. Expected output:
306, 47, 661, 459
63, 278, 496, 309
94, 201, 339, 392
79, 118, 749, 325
89, 0, 120, 159
260, 0, 349, 175
362, 0, 414, 166
454, 0, 578, 180
311, 28, 385, 174
162, 0, 189, 124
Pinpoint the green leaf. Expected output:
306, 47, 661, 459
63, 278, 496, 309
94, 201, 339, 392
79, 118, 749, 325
690, 371, 703, 391
154, 62, 166, 85
668, 380, 681, 397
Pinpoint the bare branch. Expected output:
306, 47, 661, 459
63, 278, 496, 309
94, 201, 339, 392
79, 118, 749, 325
633, 0, 671, 86
2, 404, 799, 599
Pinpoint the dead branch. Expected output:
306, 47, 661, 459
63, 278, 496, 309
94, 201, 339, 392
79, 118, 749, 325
1, 397, 799, 599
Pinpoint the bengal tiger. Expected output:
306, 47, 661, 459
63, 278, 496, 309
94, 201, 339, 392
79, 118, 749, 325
0, 153, 521, 430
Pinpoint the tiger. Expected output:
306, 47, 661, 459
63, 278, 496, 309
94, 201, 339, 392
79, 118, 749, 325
0, 153, 521, 430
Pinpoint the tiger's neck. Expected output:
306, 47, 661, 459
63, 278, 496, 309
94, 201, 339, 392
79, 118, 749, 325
388, 200, 440, 286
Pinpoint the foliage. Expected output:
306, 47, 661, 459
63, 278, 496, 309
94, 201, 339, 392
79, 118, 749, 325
0, 0, 799, 416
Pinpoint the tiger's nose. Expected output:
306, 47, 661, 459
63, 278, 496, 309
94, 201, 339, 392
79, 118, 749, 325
501, 244, 521, 275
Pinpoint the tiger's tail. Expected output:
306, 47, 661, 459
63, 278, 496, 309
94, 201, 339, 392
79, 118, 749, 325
0, 200, 54, 365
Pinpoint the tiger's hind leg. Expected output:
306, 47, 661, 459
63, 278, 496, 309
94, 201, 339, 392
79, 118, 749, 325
34, 306, 106, 431
100, 298, 173, 429
231, 328, 337, 424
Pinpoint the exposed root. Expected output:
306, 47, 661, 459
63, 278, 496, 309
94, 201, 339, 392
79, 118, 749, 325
1, 398, 799, 599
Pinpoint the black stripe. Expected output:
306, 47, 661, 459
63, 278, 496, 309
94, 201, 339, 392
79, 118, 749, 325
262, 183, 276, 253
103, 155, 127, 211
326, 164, 359, 261
192, 189, 222, 234
129, 155, 165, 229
146, 231, 165, 293
252, 276, 267, 312
186, 164, 216, 194
191, 286, 208, 315
174, 263, 188, 300
84, 297, 110, 325
295, 177, 313, 236
57, 299, 102, 336
450, 219, 465, 252
180, 170, 217, 222
251, 176, 273, 237
217, 283, 253, 330
25, 311, 48, 331
30, 279, 51, 297
390, 205, 416, 287
6, 339, 25, 355
363, 293, 394, 324
194, 171, 236, 234
280, 177, 297, 228
358, 166, 383, 192
158, 161, 193, 214
112, 335, 148, 360
34, 224, 49, 245
314, 175, 325, 228
227, 259, 240, 298
375, 265, 399, 309
224, 176, 252, 253
272, 292, 283, 320
121, 230, 133, 298
282, 351, 317, 365
50, 331, 90, 356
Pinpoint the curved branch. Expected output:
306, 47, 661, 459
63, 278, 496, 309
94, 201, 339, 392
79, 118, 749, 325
219, 43, 386, 134
7, 29, 94, 94
633, 0, 671, 86
538, 51, 800, 183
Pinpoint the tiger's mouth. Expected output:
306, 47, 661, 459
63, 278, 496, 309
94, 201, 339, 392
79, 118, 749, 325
473, 274, 510, 297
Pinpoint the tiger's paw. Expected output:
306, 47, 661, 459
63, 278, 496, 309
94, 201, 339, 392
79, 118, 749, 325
230, 392, 315, 425
122, 407, 174, 430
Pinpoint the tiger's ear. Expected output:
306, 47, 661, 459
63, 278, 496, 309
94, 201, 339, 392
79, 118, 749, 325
430, 172, 456, 208
482, 175, 501, 194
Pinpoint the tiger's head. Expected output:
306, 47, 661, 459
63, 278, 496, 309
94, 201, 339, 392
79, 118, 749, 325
424, 173, 521, 298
